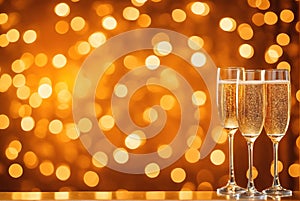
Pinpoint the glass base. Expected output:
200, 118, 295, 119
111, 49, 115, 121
217, 183, 246, 196
263, 186, 292, 197
236, 190, 266, 200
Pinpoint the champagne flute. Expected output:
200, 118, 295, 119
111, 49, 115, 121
216, 67, 245, 196
237, 70, 266, 199
262, 69, 292, 197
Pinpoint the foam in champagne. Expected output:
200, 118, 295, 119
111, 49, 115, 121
264, 80, 290, 142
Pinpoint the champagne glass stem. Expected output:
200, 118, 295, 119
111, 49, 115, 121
228, 130, 236, 184
247, 141, 255, 191
272, 141, 281, 187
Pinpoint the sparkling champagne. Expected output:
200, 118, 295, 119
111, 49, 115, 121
238, 81, 265, 142
218, 80, 238, 129
264, 80, 290, 142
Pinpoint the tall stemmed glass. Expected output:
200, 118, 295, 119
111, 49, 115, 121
262, 69, 292, 197
216, 67, 245, 196
237, 70, 266, 199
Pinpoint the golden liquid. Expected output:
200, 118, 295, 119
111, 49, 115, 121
218, 81, 238, 129
238, 81, 265, 142
264, 81, 290, 142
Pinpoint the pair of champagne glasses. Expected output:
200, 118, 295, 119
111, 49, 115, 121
216, 67, 292, 199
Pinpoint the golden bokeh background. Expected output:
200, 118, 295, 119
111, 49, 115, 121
0, 0, 299, 192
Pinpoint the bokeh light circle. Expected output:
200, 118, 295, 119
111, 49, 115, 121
73, 28, 220, 174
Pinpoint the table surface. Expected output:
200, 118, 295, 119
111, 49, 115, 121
0, 191, 298, 200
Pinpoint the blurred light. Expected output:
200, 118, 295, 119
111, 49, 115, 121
280, 9, 294, 23
65, 123, 79, 140
188, 36, 204, 50
277, 61, 291, 71
237, 23, 253, 40
52, 54, 67, 68
270, 160, 283, 176
145, 163, 160, 178
21, 52, 34, 70
185, 148, 200, 163
84, 171, 99, 187
0, 114, 9, 129
239, 43, 254, 59
198, 182, 213, 190
77, 118, 92, 133
124, 55, 139, 69
125, 133, 142, 149
39, 160, 54, 176
288, 163, 300, 177
0, 13, 8, 24
99, 115, 115, 131
179, 191, 193, 199
187, 135, 202, 149
257, 0, 270, 10
137, 14, 151, 27
23, 151, 38, 169
54, 3, 70, 17
21, 116, 35, 131
88, 32, 106, 48
146, 192, 165, 200
38, 83, 52, 99
0, 73, 12, 92
276, 33, 290, 46
113, 148, 129, 164
191, 2, 209, 16
123, 7, 140, 21
192, 90, 206, 106
296, 90, 300, 102
57, 89, 72, 103
54, 192, 69, 200
131, 0, 147, 7
114, 84, 128, 98
246, 166, 258, 179
13, 74, 26, 87
151, 32, 170, 46
16, 85, 30, 100
264, 11, 278, 25
0, 34, 9, 47
6, 28, 20, 42
92, 151, 108, 168
145, 55, 160, 70
9, 140, 22, 152
171, 168, 186, 183
160, 94, 176, 110
6, 147, 18, 160
8, 163, 23, 178
143, 107, 158, 123
94, 3, 113, 17
70, 16, 85, 32
12, 59, 25, 73
252, 12, 264, 26
191, 52, 206, 67
56, 165, 71, 181
77, 41, 91, 55
18, 104, 32, 117
296, 21, 300, 32
55, 20, 69, 34
210, 149, 225, 165
157, 144, 172, 159
23, 30, 37, 44
172, 9, 186, 23
102, 16, 117, 30
219, 17, 236, 32
35, 53, 48, 67
154, 41, 172, 56
49, 119, 63, 134
212, 126, 227, 144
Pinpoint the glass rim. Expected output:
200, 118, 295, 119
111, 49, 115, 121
217, 67, 245, 69
264, 68, 289, 72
